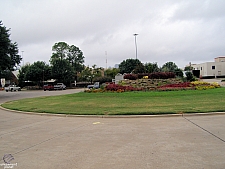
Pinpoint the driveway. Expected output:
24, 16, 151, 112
0, 89, 225, 169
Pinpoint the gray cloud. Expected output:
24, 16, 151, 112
1, 0, 225, 69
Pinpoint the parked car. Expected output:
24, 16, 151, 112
43, 84, 54, 91
54, 83, 66, 90
5, 85, 21, 92
87, 82, 100, 89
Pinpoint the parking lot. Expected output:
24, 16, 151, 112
0, 89, 225, 169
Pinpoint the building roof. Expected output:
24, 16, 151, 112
215, 56, 225, 59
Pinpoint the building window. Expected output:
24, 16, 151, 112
212, 66, 215, 70
201, 67, 202, 70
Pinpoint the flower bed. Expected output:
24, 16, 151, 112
157, 81, 220, 91
84, 80, 221, 93
105, 84, 143, 92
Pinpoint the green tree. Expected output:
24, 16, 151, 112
174, 68, 184, 77
161, 62, 178, 72
18, 64, 31, 87
51, 59, 74, 85
79, 66, 93, 82
0, 21, 21, 78
18, 62, 51, 88
50, 42, 85, 82
119, 59, 142, 74
133, 63, 145, 74
79, 65, 103, 83
104, 68, 120, 78
26, 61, 51, 87
185, 71, 195, 82
51, 42, 69, 60
184, 66, 193, 71
161, 61, 183, 77
67, 45, 85, 74
144, 62, 160, 73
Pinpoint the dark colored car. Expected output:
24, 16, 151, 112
43, 84, 54, 91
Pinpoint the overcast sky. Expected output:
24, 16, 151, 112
1, 0, 225, 69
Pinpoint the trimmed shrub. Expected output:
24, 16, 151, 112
124, 74, 138, 80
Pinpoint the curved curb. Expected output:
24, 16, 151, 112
1, 105, 225, 118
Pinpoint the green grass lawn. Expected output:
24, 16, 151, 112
2, 88, 225, 115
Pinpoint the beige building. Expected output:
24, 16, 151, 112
192, 57, 225, 78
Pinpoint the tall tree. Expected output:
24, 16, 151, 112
0, 21, 21, 77
51, 42, 69, 61
119, 59, 142, 74
67, 45, 85, 73
50, 42, 85, 81
51, 59, 74, 85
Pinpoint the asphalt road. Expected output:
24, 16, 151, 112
0, 89, 225, 169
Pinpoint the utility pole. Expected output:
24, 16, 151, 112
133, 34, 138, 59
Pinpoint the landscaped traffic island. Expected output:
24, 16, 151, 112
2, 86, 225, 115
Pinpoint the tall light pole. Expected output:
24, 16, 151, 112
21, 51, 24, 66
43, 70, 44, 86
105, 51, 107, 70
133, 34, 138, 59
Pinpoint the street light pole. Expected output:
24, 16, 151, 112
133, 34, 138, 59
43, 70, 44, 86
21, 51, 24, 66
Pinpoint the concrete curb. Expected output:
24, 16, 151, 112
1, 105, 225, 118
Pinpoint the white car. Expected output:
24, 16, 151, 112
54, 83, 66, 90
87, 82, 100, 89
5, 85, 21, 92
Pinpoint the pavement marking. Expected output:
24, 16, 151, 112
183, 116, 225, 143
93, 122, 101, 124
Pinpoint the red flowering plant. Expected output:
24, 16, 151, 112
157, 82, 195, 91
105, 84, 143, 92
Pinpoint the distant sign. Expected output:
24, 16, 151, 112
1, 78, 5, 88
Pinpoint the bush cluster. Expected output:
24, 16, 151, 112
124, 72, 176, 80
